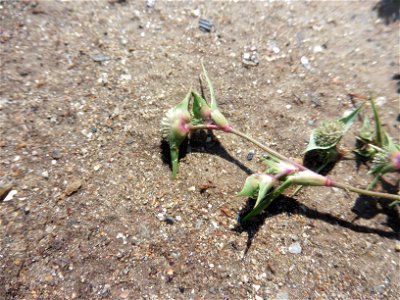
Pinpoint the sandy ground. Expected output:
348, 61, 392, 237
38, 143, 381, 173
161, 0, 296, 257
1, 0, 399, 299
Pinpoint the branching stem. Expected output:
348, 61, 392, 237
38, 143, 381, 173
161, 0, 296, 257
188, 124, 400, 201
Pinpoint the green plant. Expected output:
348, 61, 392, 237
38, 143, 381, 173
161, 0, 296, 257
353, 97, 400, 192
161, 65, 400, 223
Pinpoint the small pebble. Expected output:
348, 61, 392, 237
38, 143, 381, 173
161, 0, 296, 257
313, 45, 324, 53
125, 137, 135, 145
286, 104, 292, 110
0, 176, 14, 201
146, 0, 155, 8
92, 53, 111, 62
395, 241, 400, 252
51, 150, 62, 160
188, 186, 196, 192
276, 290, 289, 300
191, 8, 200, 17
164, 216, 174, 225
375, 96, 387, 106
93, 165, 101, 171
242, 52, 259, 66
247, 150, 255, 161
3, 190, 17, 202
272, 46, 280, 54
120, 290, 130, 299
199, 19, 213, 32
253, 284, 261, 292
41, 170, 49, 179
289, 242, 302, 254
301, 56, 311, 70
156, 213, 165, 221
64, 179, 82, 196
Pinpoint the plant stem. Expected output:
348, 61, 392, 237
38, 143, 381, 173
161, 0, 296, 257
189, 125, 304, 169
188, 125, 400, 201
332, 181, 399, 200
229, 128, 305, 170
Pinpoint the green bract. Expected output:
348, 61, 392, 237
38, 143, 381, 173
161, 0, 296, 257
359, 117, 374, 143
193, 63, 231, 130
304, 104, 364, 153
161, 90, 192, 178
237, 174, 275, 207
369, 136, 400, 176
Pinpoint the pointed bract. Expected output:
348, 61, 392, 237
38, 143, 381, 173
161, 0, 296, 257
369, 136, 400, 176
264, 159, 298, 176
254, 175, 275, 207
237, 174, 261, 198
200, 63, 232, 130
304, 104, 364, 153
201, 62, 216, 109
192, 91, 211, 122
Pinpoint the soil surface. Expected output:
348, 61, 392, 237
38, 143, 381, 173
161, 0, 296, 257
1, 1, 399, 299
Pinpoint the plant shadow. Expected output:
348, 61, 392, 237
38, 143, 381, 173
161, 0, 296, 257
351, 177, 400, 231
373, 0, 400, 25
160, 130, 253, 176
233, 193, 399, 256
302, 150, 337, 175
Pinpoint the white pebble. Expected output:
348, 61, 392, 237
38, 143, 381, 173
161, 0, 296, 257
4, 190, 17, 202
253, 284, 261, 292
272, 46, 280, 54
301, 56, 311, 70
375, 96, 387, 106
313, 45, 324, 53
191, 8, 200, 17
288, 242, 302, 254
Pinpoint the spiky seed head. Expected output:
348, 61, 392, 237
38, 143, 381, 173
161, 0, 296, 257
372, 147, 390, 167
370, 142, 400, 175
314, 120, 345, 147
161, 107, 190, 141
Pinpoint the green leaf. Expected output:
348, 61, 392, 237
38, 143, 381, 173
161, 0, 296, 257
254, 176, 275, 207
369, 97, 385, 147
201, 62, 217, 110
237, 174, 260, 198
304, 104, 364, 153
240, 180, 292, 224
192, 90, 211, 122
389, 200, 400, 207
339, 103, 364, 133
359, 116, 374, 142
